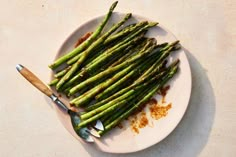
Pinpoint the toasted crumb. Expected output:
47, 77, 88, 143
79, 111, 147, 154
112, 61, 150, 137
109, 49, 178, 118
149, 103, 172, 120
74, 32, 92, 47
138, 112, 149, 128
128, 85, 172, 134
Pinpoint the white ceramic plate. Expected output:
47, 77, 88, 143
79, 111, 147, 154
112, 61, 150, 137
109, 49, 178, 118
52, 12, 192, 153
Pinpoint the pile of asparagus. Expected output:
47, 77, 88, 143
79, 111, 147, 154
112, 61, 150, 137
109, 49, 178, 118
48, 1, 180, 136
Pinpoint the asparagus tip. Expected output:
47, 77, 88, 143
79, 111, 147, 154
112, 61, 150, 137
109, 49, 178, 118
171, 40, 180, 46
110, 1, 119, 11
173, 44, 181, 51
126, 13, 132, 18
140, 21, 149, 25
172, 59, 180, 67
148, 22, 159, 27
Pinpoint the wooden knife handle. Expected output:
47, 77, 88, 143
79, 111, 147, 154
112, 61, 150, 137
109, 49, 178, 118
16, 64, 53, 97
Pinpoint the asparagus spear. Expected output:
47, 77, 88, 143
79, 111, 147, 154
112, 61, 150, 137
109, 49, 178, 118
82, 22, 147, 68
66, 53, 82, 65
85, 66, 167, 111
55, 2, 120, 90
54, 66, 71, 78
99, 67, 168, 124
77, 62, 179, 129
68, 40, 155, 100
49, 1, 118, 69
99, 64, 179, 135
60, 37, 144, 92
70, 54, 147, 106
101, 59, 179, 125
62, 37, 146, 91
48, 78, 59, 86
67, 22, 144, 67
103, 22, 145, 45
77, 79, 152, 127
49, 42, 164, 88
95, 41, 179, 100
49, 38, 167, 88
61, 35, 155, 92
80, 86, 141, 120
66, 13, 132, 66
64, 32, 94, 65
116, 23, 136, 33
95, 42, 169, 100
102, 83, 152, 126
62, 23, 153, 89
75, 23, 144, 71
84, 39, 140, 78
69, 39, 153, 97
66, 44, 106, 66
74, 32, 93, 48
80, 23, 156, 76
129, 43, 169, 84
85, 44, 180, 111
69, 33, 146, 94
79, 66, 170, 120
110, 38, 150, 67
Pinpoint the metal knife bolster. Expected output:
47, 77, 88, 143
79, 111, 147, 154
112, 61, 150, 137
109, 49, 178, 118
49, 94, 69, 113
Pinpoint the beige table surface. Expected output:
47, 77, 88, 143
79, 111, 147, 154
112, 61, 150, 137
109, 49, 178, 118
0, 0, 236, 156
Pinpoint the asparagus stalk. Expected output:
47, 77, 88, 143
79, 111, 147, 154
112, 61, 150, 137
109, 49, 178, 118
95, 41, 169, 100
99, 64, 179, 135
70, 41, 155, 99
80, 86, 140, 120
94, 56, 155, 100
110, 38, 150, 67
49, 38, 164, 88
55, 2, 120, 90
67, 44, 106, 66
95, 41, 179, 101
49, 1, 118, 69
71, 23, 144, 69
66, 13, 132, 66
85, 44, 180, 111
61, 36, 147, 91
48, 78, 59, 86
69, 33, 146, 94
81, 23, 156, 76
77, 80, 152, 127
101, 59, 180, 126
77, 63, 179, 129
61, 36, 155, 92
66, 53, 82, 65
79, 67, 168, 120
83, 22, 147, 68
60, 36, 143, 92
85, 67, 167, 111
54, 66, 71, 78
68, 23, 141, 67
100, 68, 167, 125
116, 23, 136, 33
68, 40, 155, 100
84, 39, 140, 78
74, 32, 93, 48
103, 22, 145, 45
70, 55, 146, 106
102, 84, 152, 126
65, 32, 94, 65
61, 23, 154, 89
